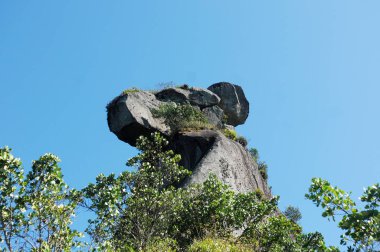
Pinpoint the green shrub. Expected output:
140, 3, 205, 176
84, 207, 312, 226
152, 103, 212, 131
236, 136, 248, 147
249, 148, 259, 162
82, 133, 334, 251
258, 161, 268, 180
223, 129, 248, 147
222, 128, 237, 141
284, 205, 302, 223
189, 238, 251, 252
145, 238, 178, 252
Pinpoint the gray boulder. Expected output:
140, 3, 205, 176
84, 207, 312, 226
107, 90, 169, 146
155, 87, 220, 108
202, 106, 225, 128
208, 82, 249, 126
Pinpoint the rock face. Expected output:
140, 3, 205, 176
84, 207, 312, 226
173, 130, 270, 195
156, 87, 220, 108
208, 82, 249, 126
201, 106, 225, 128
106, 91, 169, 146
107, 84, 271, 197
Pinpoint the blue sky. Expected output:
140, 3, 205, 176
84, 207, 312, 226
1, 1, 380, 247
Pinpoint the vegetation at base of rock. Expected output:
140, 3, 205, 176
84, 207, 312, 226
81, 133, 336, 251
0, 147, 82, 251
306, 178, 380, 251
82, 132, 191, 250
4, 134, 379, 251
152, 103, 214, 131
284, 205, 302, 223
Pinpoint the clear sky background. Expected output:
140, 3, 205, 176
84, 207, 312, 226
1, 1, 380, 247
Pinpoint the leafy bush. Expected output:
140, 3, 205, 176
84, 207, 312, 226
152, 103, 212, 131
223, 129, 248, 147
81, 132, 339, 251
1, 134, 340, 251
82, 132, 191, 250
236, 136, 248, 147
0, 147, 82, 251
306, 178, 380, 250
249, 148, 259, 162
145, 238, 178, 252
258, 162, 268, 180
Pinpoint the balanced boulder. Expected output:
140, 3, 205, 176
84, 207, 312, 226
208, 82, 249, 126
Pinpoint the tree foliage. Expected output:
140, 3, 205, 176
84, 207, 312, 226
2, 134, 350, 251
306, 178, 380, 251
0, 147, 82, 252
82, 133, 336, 251
284, 205, 302, 223
82, 132, 191, 250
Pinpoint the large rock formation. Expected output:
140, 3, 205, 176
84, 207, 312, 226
107, 83, 271, 197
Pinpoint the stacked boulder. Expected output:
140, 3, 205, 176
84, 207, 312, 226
107, 82, 270, 196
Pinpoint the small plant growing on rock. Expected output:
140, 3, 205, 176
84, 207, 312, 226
152, 103, 213, 132
249, 148, 259, 162
236, 136, 248, 147
258, 162, 268, 180
222, 128, 237, 141
222, 129, 248, 147
176, 84, 192, 90
249, 148, 269, 181
122, 87, 140, 95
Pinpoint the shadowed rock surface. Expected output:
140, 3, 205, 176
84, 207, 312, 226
155, 87, 220, 108
107, 84, 271, 197
174, 130, 270, 195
